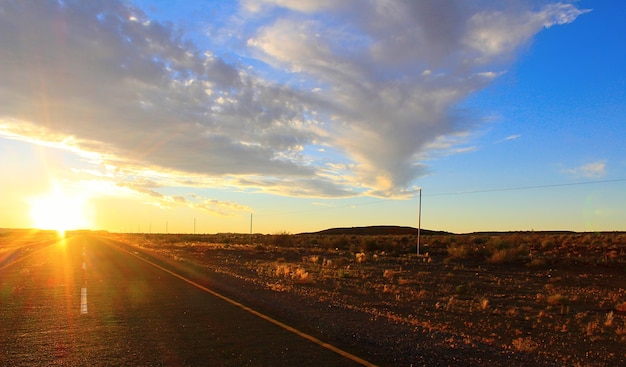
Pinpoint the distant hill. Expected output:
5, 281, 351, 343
301, 225, 451, 236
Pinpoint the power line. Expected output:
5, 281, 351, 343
252, 178, 626, 218
426, 178, 626, 197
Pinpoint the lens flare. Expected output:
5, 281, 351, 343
29, 184, 92, 235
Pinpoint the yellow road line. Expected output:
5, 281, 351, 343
115, 243, 379, 367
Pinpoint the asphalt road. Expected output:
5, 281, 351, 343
0, 235, 371, 366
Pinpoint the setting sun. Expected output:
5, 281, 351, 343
29, 185, 92, 235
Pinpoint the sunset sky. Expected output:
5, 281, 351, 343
1, 0, 624, 234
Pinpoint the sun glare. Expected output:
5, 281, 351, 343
29, 186, 92, 235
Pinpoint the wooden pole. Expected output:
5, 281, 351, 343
249, 213, 253, 246
417, 188, 422, 255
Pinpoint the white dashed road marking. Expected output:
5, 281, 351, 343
80, 287, 88, 314
80, 244, 88, 315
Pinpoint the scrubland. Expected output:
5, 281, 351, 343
113, 230, 626, 366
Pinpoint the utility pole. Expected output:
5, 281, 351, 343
194, 217, 196, 234
417, 188, 422, 256
249, 213, 253, 246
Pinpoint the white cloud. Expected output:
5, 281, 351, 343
241, 0, 340, 14
192, 198, 252, 217
564, 161, 607, 178
312, 202, 335, 207
0, 1, 588, 199
247, 1, 587, 194
495, 134, 522, 143
463, 4, 589, 62
115, 175, 252, 216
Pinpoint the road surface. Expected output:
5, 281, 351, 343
0, 234, 372, 366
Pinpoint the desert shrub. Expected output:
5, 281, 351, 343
334, 257, 351, 267
316, 236, 336, 250
362, 237, 381, 252
472, 236, 488, 245
274, 264, 310, 281
275, 264, 291, 277
429, 237, 442, 246
293, 267, 310, 282
512, 337, 538, 352
337, 268, 351, 278
541, 238, 556, 250
447, 244, 472, 259
547, 294, 570, 314
506, 307, 519, 317
383, 269, 400, 278
527, 257, 548, 268
332, 236, 350, 250
397, 277, 417, 285
582, 233, 598, 246
272, 231, 293, 247
381, 240, 401, 255
547, 294, 569, 306
215, 234, 232, 244
485, 237, 511, 251
488, 249, 517, 264
455, 284, 467, 295
487, 245, 528, 264
615, 302, 626, 312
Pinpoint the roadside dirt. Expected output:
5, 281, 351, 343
0, 229, 63, 268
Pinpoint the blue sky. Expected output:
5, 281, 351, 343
0, 0, 624, 234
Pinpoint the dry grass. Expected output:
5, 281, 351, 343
512, 337, 539, 352
107, 230, 626, 366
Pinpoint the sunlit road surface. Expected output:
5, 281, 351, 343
0, 235, 370, 366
